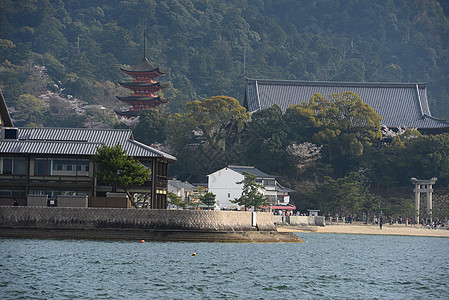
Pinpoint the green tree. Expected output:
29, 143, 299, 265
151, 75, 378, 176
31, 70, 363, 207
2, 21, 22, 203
395, 133, 449, 186
286, 92, 382, 176
167, 96, 250, 182
185, 96, 250, 150
244, 104, 289, 174
167, 191, 185, 209
133, 109, 167, 145
200, 191, 216, 208
304, 172, 378, 218
231, 171, 267, 210
94, 144, 151, 197
13, 94, 47, 126
382, 197, 414, 222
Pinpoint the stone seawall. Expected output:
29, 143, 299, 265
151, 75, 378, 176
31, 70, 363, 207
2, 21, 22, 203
273, 215, 326, 226
0, 207, 276, 232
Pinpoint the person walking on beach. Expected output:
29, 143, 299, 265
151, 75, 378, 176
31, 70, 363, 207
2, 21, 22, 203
379, 217, 383, 229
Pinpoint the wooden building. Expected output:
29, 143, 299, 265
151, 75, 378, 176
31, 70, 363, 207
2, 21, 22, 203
0, 90, 175, 208
244, 79, 449, 134
116, 31, 168, 118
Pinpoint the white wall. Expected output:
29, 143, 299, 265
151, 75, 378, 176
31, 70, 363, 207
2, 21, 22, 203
278, 194, 290, 204
208, 167, 244, 209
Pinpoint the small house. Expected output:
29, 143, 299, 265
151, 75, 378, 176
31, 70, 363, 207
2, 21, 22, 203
207, 165, 294, 209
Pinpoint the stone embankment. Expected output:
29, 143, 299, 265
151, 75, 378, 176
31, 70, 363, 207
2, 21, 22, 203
0, 207, 303, 243
274, 215, 326, 226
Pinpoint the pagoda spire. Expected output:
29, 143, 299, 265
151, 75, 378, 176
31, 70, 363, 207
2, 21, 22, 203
143, 27, 146, 59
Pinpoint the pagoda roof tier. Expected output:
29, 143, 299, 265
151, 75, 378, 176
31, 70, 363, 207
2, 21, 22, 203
120, 57, 165, 75
120, 68, 165, 77
116, 96, 168, 107
123, 57, 156, 72
118, 82, 168, 90
117, 95, 166, 102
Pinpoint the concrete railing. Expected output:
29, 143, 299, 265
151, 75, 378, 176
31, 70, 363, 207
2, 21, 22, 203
0, 207, 276, 232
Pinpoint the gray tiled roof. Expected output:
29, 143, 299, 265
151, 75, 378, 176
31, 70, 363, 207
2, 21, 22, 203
121, 57, 157, 72
168, 179, 195, 190
245, 78, 449, 129
0, 127, 176, 160
0, 89, 13, 127
276, 182, 294, 193
227, 165, 276, 178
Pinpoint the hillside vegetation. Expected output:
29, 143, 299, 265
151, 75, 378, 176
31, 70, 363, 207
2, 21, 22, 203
1, 0, 449, 122
1, 0, 449, 220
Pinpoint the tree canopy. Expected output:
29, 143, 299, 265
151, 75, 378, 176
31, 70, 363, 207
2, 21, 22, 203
185, 96, 250, 150
1, 0, 448, 124
1, 0, 449, 220
200, 192, 216, 208
231, 171, 267, 210
133, 109, 166, 145
94, 144, 151, 193
287, 91, 382, 175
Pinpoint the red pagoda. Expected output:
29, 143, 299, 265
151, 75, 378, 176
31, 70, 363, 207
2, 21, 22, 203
116, 38, 168, 117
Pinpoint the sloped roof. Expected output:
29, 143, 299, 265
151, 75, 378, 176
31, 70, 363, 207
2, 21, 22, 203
0, 127, 176, 161
245, 78, 449, 130
169, 179, 195, 190
227, 165, 276, 178
276, 182, 294, 193
0, 89, 13, 127
118, 82, 167, 89
120, 57, 165, 73
116, 96, 167, 103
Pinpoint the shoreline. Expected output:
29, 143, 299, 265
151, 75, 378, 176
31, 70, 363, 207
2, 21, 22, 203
0, 227, 304, 243
277, 223, 449, 238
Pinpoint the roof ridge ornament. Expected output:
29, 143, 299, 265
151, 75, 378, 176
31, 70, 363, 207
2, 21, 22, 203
415, 84, 425, 119
255, 80, 261, 111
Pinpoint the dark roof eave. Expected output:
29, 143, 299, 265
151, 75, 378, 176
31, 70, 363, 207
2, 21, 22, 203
120, 67, 166, 75
246, 78, 427, 89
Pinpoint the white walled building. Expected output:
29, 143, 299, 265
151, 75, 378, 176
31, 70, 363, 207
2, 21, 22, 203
207, 165, 293, 209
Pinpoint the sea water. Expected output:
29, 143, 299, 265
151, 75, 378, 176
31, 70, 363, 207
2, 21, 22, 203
1, 233, 448, 299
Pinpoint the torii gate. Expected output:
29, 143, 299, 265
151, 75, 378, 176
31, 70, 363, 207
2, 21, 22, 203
411, 177, 437, 224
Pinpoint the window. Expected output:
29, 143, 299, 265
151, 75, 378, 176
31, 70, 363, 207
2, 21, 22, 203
2, 159, 12, 174
0, 190, 11, 197
34, 159, 51, 175
1, 158, 26, 175
33, 190, 88, 197
0, 189, 24, 198
263, 179, 275, 187
33, 190, 59, 198
267, 195, 277, 204
51, 159, 89, 176
12, 159, 25, 174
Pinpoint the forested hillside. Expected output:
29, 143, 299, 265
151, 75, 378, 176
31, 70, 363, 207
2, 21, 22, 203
1, 0, 449, 219
1, 0, 449, 125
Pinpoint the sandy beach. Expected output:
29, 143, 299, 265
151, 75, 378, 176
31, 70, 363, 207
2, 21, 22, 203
277, 223, 449, 238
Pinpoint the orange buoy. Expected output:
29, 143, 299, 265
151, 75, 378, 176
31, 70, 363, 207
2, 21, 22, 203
192, 252, 197, 256
140, 240, 145, 243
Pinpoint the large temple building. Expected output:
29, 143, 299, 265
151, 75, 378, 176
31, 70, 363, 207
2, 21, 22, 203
244, 78, 449, 134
